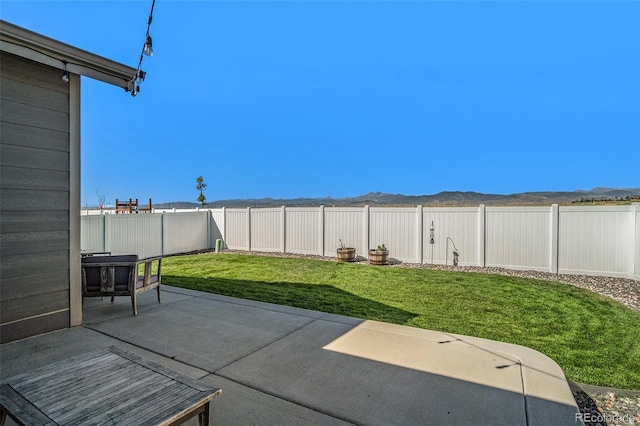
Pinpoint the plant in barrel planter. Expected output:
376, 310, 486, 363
337, 239, 356, 262
369, 244, 389, 265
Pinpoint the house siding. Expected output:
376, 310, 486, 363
0, 52, 71, 343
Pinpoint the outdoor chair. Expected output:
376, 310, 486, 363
81, 254, 162, 315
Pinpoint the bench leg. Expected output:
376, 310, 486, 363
198, 402, 210, 426
157, 286, 161, 303
132, 292, 138, 316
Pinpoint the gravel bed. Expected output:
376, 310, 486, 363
572, 386, 640, 425
202, 249, 640, 422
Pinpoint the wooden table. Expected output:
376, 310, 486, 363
0, 346, 221, 425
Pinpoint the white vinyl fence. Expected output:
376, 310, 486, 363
81, 204, 640, 279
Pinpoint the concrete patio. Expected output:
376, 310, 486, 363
0, 286, 581, 425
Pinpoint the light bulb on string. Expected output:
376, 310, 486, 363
143, 35, 153, 57
62, 60, 69, 82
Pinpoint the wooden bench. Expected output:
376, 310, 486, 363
115, 198, 153, 214
0, 346, 222, 426
81, 254, 162, 315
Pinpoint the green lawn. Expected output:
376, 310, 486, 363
163, 253, 640, 389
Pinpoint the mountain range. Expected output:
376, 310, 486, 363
155, 187, 640, 209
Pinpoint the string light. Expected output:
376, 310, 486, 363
61, 60, 70, 83
130, 0, 156, 97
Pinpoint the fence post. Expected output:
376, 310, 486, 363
319, 205, 325, 256
550, 204, 559, 274
221, 207, 227, 245
633, 203, 639, 280
281, 205, 286, 253
104, 214, 110, 254
416, 205, 423, 264
247, 207, 251, 251
478, 204, 486, 267
161, 212, 166, 256
364, 205, 370, 256
102, 213, 107, 253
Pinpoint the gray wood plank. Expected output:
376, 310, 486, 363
0, 52, 70, 93
0, 250, 68, 279
6, 350, 114, 385
0, 209, 68, 233
61, 376, 175, 426
103, 383, 195, 426
0, 144, 69, 171
110, 346, 221, 392
1, 229, 68, 257
0, 98, 69, 133
0, 310, 69, 344
1, 347, 222, 425
0, 188, 69, 212
0, 384, 55, 426
0, 270, 68, 301
0, 289, 69, 323
1, 166, 69, 192
0, 121, 69, 152
0, 76, 69, 113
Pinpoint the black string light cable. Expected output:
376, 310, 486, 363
130, 0, 156, 97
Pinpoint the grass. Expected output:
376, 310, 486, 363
163, 253, 640, 389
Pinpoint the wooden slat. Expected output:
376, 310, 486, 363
1, 229, 69, 257
0, 52, 70, 94
0, 210, 68, 234
109, 346, 220, 392
0, 144, 69, 172
0, 289, 68, 323
0, 121, 69, 152
0, 188, 68, 212
0, 310, 69, 344
0, 76, 69, 113
7, 350, 116, 386
68, 379, 182, 426
1, 166, 69, 192
1, 347, 222, 425
1, 250, 69, 279
0, 270, 68, 301
0, 99, 69, 133
0, 384, 55, 426
55, 371, 170, 423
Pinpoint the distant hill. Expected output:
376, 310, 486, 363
153, 187, 640, 209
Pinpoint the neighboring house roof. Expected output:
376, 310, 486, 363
0, 19, 137, 92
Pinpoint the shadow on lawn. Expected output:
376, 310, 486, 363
163, 275, 418, 324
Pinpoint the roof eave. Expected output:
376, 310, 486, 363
0, 20, 138, 91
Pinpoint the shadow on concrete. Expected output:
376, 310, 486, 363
162, 275, 418, 325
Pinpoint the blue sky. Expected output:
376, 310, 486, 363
2, 1, 639, 206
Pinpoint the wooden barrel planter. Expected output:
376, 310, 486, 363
368, 249, 389, 265
337, 248, 356, 262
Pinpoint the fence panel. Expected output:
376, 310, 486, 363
209, 208, 225, 248
423, 207, 480, 266
80, 215, 105, 253
105, 214, 163, 258
485, 207, 551, 271
225, 209, 249, 250
251, 208, 283, 252
163, 212, 209, 255
80, 204, 640, 279
369, 207, 420, 263
559, 206, 634, 277
636, 206, 640, 280
286, 207, 322, 255
324, 208, 365, 257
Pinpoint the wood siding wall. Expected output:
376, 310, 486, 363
1, 52, 71, 343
